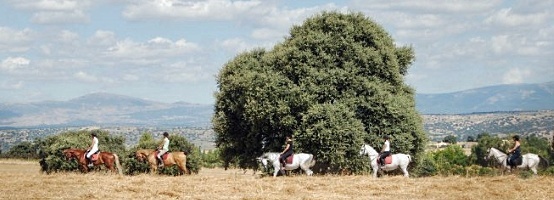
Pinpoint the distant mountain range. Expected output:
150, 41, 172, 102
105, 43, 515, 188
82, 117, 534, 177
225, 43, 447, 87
0, 82, 553, 127
416, 81, 554, 114
0, 92, 213, 127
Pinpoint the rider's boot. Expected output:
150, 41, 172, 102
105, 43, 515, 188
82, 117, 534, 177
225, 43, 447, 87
158, 157, 164, 167
87, 157, 93, 167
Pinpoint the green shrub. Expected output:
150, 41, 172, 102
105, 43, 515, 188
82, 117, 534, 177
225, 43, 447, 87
411, 152, 437, 177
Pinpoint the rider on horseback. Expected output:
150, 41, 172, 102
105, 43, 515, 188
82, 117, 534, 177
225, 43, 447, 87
379, 135, 391, 166
279, 135, 294, 170
157, 132, 170, 167
507, 135, 521, 169
86, 132, 99, 167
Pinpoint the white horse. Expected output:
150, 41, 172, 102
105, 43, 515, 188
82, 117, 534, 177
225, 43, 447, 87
258, 152, 316, 177
359, 144, 412, 178
486, 147, 547, 175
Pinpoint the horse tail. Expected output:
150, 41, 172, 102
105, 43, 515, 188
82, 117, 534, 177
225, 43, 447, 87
113, 154, 123, 175
538, 155, 550, 169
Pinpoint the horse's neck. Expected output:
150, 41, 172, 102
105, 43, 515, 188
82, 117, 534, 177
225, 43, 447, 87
265, 152, 280, 160
492, 149, 507, 161
365, 145, 378, 157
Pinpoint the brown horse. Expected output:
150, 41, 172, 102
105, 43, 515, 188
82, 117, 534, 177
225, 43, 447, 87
63, 148, 122, 175
135, 149, 189, 175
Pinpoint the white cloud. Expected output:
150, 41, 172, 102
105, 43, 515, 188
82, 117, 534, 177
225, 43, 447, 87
351, 0, 501, 13
0, 27, 34, 53
1, 57, 31, 72
8, 0, 87, 11
105, 37, 200, 60
490, 35, 511, 54
31, 10, 90, 24
74, 71, 98, 82
219, 38, 253, 53
122, 0, 262, 20
5, 0, 94, 24
0, 80, 24, 90
87, 30, 117, 46
503, 68, 531, 84
484, 8, 549, 27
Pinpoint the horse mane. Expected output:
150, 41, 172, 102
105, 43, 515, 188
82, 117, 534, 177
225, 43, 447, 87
363, 144, 378, 154
490, 147, 507, 155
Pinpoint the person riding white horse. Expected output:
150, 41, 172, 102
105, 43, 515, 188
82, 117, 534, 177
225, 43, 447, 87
359, 143, 411, 178
258, 152, 315, 177
506, 135, 521, 169
486, 147, 546, 175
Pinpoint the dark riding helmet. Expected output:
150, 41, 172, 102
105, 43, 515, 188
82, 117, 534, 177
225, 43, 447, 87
513, 135, 520, 141
163, 132, 169, 137
383, 135, 390, 140
91, 132, 97, 137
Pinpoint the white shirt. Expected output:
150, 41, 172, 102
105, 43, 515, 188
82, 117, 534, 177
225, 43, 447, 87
383, 140, 390, 152
162, 137, 169, 151
91, 137, 99, 151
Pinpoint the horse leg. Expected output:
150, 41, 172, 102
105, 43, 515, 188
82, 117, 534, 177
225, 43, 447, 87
299, 163, 313, 176
273, 166, 279, 177
401, 165, 409, 177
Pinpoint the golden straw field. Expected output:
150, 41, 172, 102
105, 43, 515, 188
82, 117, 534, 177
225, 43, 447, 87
1, 159, 553, 200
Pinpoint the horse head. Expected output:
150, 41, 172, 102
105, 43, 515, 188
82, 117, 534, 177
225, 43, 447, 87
256, 154, 269, 169
62, 148, 79, 161
359, 144, 377, 156
135, 150, 149, 162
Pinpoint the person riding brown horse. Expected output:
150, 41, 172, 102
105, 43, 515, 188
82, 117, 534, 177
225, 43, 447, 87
135, 149, 189, 175
63, 148, 122, 175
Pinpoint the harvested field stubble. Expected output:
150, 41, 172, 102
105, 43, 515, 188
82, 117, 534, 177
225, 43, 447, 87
1, 159, 553, 199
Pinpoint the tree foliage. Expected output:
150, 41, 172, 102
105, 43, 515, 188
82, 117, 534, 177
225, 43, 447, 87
213, 11, 426, 173
1, 141, 40, 159
443, 135, 457, 144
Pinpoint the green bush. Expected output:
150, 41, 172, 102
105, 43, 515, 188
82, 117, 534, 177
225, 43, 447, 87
432, 145, 469, 176
411, 152, 437, 177
539, 166, 554, 176
201, 148, 223, 168
1, 141, 41, 159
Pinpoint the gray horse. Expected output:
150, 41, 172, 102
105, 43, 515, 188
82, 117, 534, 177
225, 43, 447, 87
258, 152, 315, 177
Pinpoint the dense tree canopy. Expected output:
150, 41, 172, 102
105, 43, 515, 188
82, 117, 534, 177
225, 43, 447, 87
213, 11, 426, 173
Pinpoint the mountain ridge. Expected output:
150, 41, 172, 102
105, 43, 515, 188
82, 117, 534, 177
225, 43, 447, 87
1, 81, 553, 127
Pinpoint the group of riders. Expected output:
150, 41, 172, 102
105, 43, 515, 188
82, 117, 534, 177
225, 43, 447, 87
85, 132, 170, 167
84, 131, 524, 170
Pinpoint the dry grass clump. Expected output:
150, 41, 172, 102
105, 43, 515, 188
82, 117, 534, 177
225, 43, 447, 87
1, 159, 553, 200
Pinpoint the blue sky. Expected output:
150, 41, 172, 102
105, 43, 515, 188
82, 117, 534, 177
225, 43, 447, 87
1, 0, 552, 104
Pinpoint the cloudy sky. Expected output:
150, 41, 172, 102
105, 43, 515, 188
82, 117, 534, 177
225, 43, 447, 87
1, 0, 552, 104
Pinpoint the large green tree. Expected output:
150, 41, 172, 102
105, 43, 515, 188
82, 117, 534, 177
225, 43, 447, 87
213, 11, 426, 173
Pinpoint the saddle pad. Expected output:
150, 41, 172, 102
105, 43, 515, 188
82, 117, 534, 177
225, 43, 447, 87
378, 156, 392, 165
285, 155, 294, 164
91, 153, 99, 161
156, 151, 170, 160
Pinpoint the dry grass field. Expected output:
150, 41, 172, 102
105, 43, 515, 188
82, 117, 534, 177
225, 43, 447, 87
1, 159, 553, 200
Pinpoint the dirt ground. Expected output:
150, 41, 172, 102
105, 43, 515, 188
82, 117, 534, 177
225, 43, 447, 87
1, 159, 553, 200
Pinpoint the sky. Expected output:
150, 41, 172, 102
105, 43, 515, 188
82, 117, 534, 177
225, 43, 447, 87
0, 0, 553, 105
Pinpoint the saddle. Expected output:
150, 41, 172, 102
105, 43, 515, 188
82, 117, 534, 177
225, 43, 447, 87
377, 155, 392, 165
285, 155, 294, 164
156, 150, 170, 161
87, 150, 100, 162
508, 155, 522, 167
